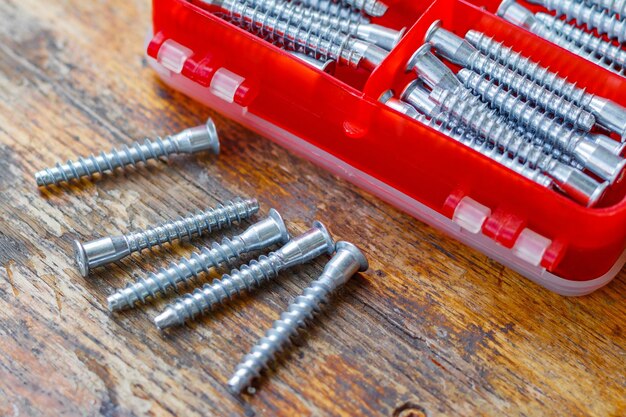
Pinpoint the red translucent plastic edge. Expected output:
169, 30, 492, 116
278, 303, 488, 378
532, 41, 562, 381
150, 0, 626, 282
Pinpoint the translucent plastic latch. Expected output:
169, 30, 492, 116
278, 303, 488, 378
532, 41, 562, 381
157, 39, 193, 74
210, 68, 246, 104
452, 197, 491, 233
512, 228, 552, 267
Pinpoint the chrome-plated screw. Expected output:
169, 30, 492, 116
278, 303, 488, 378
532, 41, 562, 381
74, 198, 259, 277
402, 80, 607, 206
465, 30, 626, 141
535, 13, 626, 67
35, 119, 220, 187
527, 0, 626, 42
458, 69, 626, 182
297, 0, 388, 17
204, 0, 388, 71
497, 0, 625, 75
107, 209, 290, 311
422, 24, 597, 131
154, 222, 335, 329
526, 0, 626, 42
380, 91, 555, 187
584, 0, 626, 18
227, 241, 368, 395
288, 51, 336, 73
228, 0, 403, 50
294, 0, 371, 22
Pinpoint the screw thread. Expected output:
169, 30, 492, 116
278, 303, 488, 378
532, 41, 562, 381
416, 110, 554, 187
108, 236, 247, 310
228, 277, 334, 393
158, 253, 283, 327
534, 14, 626, 70
539, 0, 626, 42
459, 70, 583, 154
433, 87, 558, 172
465, 31, 590, 108
125, 198, 258, 253
223, 0, 367, 68
340, 0, 388, 16
295, 0, 370, 22
35, 136, 182, 186
585, 0, 626, 18
467, 51, 596, 131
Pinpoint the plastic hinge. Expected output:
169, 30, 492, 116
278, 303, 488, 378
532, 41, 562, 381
210, 68, 246, 104
452, 197, 491, 233
157, 39, 193, 74
512, 228, 552, 267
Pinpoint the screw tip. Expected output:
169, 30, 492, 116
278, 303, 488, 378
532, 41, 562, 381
73, 240, 90, 277
154, 308, 180, 330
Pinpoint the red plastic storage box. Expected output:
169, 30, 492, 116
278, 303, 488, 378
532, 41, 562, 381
146, 0, 626, 295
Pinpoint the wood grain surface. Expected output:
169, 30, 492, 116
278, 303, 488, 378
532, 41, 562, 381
0, 0, 625, 416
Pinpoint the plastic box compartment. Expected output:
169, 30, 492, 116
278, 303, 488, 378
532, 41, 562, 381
147, 0, 626, 295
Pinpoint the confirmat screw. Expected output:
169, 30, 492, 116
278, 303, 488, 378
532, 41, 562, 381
35, 119, 220, 187
457, 69, 626, 183
464, 30, 626, 141
379, 92, 555, 188
422, 23, 597, 132
497, 0, 626, 75
534, 13, 626, 68
74, 198, 259, 277
402, 80, 608, 206
526, 0, 626, 43
298, 0, 388, 17
154, 222, 335, 329
293, 0, 371, 22
202, 0, 388, 71
107, 209, 290, 311
227, 0, 403, 50
227, 241, 368, 395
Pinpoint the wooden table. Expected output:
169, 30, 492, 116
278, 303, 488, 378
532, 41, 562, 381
1, 1, 624, 415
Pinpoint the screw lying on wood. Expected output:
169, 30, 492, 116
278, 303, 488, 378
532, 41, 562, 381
74, 198, 259, 277
107, 209, 289, 311
227, 241, 368, 395
154, 222, 335, 329
35, 119, 219, 187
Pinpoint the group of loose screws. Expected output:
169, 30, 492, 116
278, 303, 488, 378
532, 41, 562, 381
194, 0, 402, 73
74, 198, 368, 395
35, 119, 220, 187
499, 0, 626, 76
382, 20, 626, 207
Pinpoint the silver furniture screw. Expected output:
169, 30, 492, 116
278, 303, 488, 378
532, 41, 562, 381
35, 119, 220, 186
293, 0, 371, 22
584, 0, 626, 19
218, 0, 404, 50
227, 241, 368, 395
497, 0, 625, 75
107, 209, 290, 311
203, 0, 388, 71
422, 23, 597, 131
154, 222, 335, 329
297, 0, 388, 17
534, 13, 626, 68
526, 0, 626, 43
458, 69, 626, 183
74, 198, 259, 277
402, 80, 608, 206
380, 91, 556, 188
464, 30, 626, 143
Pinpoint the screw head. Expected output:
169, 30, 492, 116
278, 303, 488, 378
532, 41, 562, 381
268, 208, 291, 244
312, 221, 335, 255
335, 241, 369, 271
406, 43, 432, 73
73, 240, 90, 277
423, 19, 442, 44
204, 117, 220, 154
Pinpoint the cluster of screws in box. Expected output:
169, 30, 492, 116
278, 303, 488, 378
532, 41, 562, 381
193, 0, 626, 206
